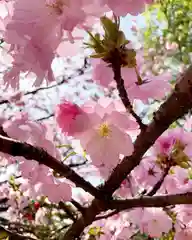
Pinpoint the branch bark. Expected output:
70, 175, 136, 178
109, 192, 192, 211
0, 135, 102, 200
111, 48, 146, 130
147, 166, 170, 196
63, 64, 192, 239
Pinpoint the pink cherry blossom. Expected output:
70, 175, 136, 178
153, 128, 192, 162
55, 98, 135, 177
113, 225, 136, 240
125, 72, 172, 103
42, 181, 72, 203
129, 208, 172, 238
0, 183, 9, 199
162, 166, 192, 194
101, 0, 148, 16
0, 0, 191, 237
184, 115, 192, 132
94, 97, 138, 129
82, 119, 133, 177
76, 101, 135, 177
18, 160, 51, 185
91, 55, 171, 103
2, 0, 61, 88
55, 100, 93, 136
2, 0, 95, 88
132, 156, 162, 189
91, 58, 137, 89
91, 58, 114, 88
141, 208, 172, 238
3, 112, 61, 159
175, 205, 192, 225
115, 175, 138, 198
175, 221, 192, 240
15, 178, 43, 200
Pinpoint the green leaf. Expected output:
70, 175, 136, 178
100, 16, 119, 42
63, 151, 76, 162
56, 144, 71, 149
88, 227, 104, 237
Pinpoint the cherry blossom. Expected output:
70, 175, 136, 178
129, 208, 172, 238
1, 0, 192, 239
141, 208, 172, 238
175, 221, 192, 240
162, 166, 192, 194
132, 156, 162, 189
153, 128, 192, 169
100, 0, 151, 16
91, 54, 171, 103
55, 100, 93, 137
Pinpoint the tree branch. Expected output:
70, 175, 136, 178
0, 135, 102, 200
109, 192, 192, 211
62, 64, 192, 239
147, 166, 170, 196
111, 48, 146, 130
62, 199, 105, 240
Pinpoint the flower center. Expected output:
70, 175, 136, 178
98, 122, 111, 138
46, 0, 66, 15
157, 139, 190, 169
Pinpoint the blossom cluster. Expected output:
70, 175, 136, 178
0, 0, 151, 88
0, 0, 192, 240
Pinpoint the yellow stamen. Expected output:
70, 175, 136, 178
98, 122, 111, 137
46, 0, 65, 15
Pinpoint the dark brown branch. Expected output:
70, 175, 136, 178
63, 192, 192, 239
95, 209, 118, 220
68, 159, 88, 168
147, 167, 170, 196
109, 192, 192, 211
63, 64, 192, 239
62, 199, 105, 240
111, 48, 146, 130
0, 135, 102, 200
71, 199, 85, 215
0, 126, 9, 137
36, 113, 54, 121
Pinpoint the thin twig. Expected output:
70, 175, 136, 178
109, 192, 192, 211
111, 48, 146, 130
147, 167, 170, 196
